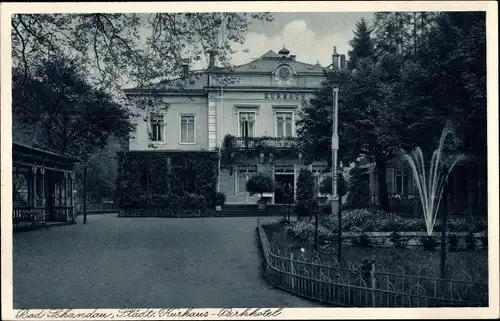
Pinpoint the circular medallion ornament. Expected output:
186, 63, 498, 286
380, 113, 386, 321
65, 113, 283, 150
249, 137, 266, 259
278, 67, 290, 80
275, 65, 293, 85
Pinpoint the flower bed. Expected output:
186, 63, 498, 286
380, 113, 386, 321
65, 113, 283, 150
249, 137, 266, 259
261, 222, 489, 284
321, 208, 487, 233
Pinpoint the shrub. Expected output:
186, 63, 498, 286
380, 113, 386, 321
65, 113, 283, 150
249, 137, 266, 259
277, 217, 289, 225
390, 231, 407, 249
246, 173, 274, 199
481, 234, 488, 250
284, 220, 334, 243
352, 233, 371, 247
213, 192, 226, 207
345, 165, 370, 209
318, 173, 347, 197
448, 234, 459, 252
422, 236, 438, 251
465, 231, 476, 252
295, 168, 316, 219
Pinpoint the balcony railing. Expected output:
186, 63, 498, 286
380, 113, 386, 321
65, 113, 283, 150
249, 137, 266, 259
233, 137, 298, 150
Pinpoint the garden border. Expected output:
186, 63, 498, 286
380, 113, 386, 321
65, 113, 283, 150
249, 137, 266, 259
256, 224, 488, 307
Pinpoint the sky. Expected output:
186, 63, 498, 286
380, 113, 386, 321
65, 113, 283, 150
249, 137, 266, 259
228, 12, 374, 67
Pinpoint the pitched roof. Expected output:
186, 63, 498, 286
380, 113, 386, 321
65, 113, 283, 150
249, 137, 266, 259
260, 50, 280, 58
125, 49, 325, 92
127, 73, 209, 92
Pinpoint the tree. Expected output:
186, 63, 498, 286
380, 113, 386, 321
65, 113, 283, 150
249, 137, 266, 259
297, 54, 405, 212
246, 173, 274, 199
11, 13, 273, 94
345, 165, 371, 209
12, 56, 132, 158
83, 136, 122, 203
319, 172, 347, 198
372, 12, 439, 58
347, 17, 375, 70
398, 12, 487, 217
295, 168, 316, 221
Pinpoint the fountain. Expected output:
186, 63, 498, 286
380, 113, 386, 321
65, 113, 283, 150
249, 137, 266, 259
402, 123, 466, 236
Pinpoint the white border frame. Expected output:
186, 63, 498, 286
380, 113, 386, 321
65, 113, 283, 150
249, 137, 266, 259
1, 2, 498, 320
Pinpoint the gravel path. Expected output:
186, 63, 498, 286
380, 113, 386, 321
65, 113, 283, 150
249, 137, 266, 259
13, 215, 319, 308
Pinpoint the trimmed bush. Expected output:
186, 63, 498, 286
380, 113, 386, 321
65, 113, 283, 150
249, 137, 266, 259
246, 173, 274, 199
295, 168, 316, 219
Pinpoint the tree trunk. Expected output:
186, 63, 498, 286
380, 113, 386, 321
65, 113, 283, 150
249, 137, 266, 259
375, 156, 390, 212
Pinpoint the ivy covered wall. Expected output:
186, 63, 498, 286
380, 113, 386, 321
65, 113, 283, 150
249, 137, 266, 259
116, 151, 218, 210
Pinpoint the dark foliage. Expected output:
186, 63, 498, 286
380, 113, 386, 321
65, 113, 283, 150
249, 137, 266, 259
352, 233, 371, 247
422, 235, 438, 251
448, 234, 459, 252
246, 173, 274, 198
116, 151, 218, 211
390, 231, 407, 249
295, 168, 316, 219
465, 231, 476, 252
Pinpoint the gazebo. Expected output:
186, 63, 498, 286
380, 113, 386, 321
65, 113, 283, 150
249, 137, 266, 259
12, 142, 80, 229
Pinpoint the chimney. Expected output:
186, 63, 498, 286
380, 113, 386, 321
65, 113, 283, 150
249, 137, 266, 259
182, 63, 189, 80
208, 50, 217, 70
332, 46, 340, 70
340, 54, 346, 70
289, 55, 296, 61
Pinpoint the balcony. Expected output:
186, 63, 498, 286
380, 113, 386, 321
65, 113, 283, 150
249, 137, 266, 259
233, 137, 298, 150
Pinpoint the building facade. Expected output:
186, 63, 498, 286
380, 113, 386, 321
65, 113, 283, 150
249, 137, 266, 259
125, 47, 346, 205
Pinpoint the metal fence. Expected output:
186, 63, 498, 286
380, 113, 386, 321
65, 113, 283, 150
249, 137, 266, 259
77, 203, 118, 214
257, 225, 488, 307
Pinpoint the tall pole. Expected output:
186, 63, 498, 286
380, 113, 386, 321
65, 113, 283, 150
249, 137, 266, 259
440, 178, 449, 279
83, 165, 87, 224
217, 13, 225, 193
332, 87, 341, 261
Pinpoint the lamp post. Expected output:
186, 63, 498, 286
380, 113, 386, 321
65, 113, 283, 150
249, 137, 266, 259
83, 164, 87, 224
216, 12, 226, 193
332, 86, 341, 262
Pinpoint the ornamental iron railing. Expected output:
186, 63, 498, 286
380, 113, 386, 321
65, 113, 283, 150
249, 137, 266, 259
257, 225, 488, 307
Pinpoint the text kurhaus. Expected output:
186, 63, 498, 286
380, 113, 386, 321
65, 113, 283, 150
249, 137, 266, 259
264, 92, 306, 100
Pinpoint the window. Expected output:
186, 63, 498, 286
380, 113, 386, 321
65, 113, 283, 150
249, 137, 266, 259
395, 166, 410, 195
239, 112, 255, 137
276, 111, 293, 137
180, 114, 195, 144
150, 114, 164, 142
236, 166, 257, 196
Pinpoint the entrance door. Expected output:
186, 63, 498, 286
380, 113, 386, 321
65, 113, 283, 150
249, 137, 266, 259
274, 174, 294, 204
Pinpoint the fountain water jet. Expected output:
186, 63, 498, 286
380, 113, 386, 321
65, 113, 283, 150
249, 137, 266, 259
402, 123, 466, 236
